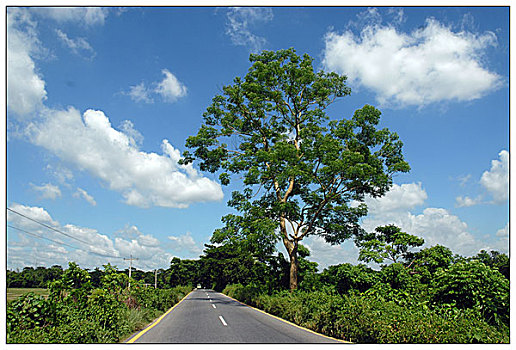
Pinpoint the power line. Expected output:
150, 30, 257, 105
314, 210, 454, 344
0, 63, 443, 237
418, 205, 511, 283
6, 209, 125, 259
8, 224, 124, 259
7, 207, 92, 245
8, 224, 80, 250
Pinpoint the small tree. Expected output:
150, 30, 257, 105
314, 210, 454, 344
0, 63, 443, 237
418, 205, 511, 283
182, 48, 409, 289
356, 225, 424, 265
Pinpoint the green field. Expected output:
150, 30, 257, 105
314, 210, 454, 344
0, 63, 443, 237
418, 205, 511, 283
7, 288, 49, 302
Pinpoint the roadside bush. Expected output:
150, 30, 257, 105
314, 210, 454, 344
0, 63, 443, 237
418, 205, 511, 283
7, 262, 193, 343
229, 288, 508, 343
223, 283, 264, 306
7, 293, 56, 331
432, 260, 509, 327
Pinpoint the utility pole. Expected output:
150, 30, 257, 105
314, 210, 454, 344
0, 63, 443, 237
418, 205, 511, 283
155, 269, 157, 289
123, 254, 138, 289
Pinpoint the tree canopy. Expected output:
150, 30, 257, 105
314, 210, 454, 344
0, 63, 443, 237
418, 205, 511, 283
182, 48, 410, 289
356, 225, 425, 265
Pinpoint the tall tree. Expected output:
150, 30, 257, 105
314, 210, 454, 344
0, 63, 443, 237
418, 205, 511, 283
182, 48, 410, 290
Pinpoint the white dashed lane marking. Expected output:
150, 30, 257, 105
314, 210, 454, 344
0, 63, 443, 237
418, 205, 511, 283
218, 315, 228, 326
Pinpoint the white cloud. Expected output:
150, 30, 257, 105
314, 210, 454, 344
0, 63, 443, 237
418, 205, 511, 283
46, 164, 74, 186
127, 82, 154, 104
154, 69, 188, 102
119, 120, 144, 146
225, 7, 273, 52
27, 107, 223, 208
363, 182, 427, 214
480, 150, 509, 203
31, 183, 62, 200
8, 203, 60, 230
55, 29, 96, 59
168, 232, 203, 257
114, 237, 173, 270
496, 222, 508, 237
323, 16, 502, 107
455, 195, 482, 208
126, 69, 187, 104
32, 7, 109, 26
490, 222, 509, 254
74, 187, 97, 206
361, 207, 489, 257
7, 8, 47, 119
7, 203, 173, 270
303, 237, 359, 270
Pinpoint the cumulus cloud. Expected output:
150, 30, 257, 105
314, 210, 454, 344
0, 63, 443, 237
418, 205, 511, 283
26, 108, 223, 208
357, 182, 507, 257
323, 15, 502, 107
168, 232, 203, 257
360, 207, 489, 257
7, 8, 47, 119
303, 237, 359, 270
8, 11, 217, 209
74, 187, 97, 206
480, 150, 509, 203
362, 182, 427, 214
7, 203, 173, 270
359, 183, 482, 255
225, 7, 273, 52
55, 29, 96, 59
490, 222, 509, 253
8, 203, 60, 230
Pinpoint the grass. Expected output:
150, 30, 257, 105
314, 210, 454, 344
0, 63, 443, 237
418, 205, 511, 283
7, 288, 49, 302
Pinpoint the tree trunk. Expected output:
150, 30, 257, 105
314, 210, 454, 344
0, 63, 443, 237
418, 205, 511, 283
288, 244, 298, 291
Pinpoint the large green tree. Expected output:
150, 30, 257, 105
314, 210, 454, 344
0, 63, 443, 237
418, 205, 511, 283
182, 48, 410, 289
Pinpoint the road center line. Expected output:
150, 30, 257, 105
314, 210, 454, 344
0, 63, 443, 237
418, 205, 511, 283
218, 315, 228, 326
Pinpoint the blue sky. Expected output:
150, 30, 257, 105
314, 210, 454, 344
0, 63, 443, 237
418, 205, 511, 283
6, 6, 509, 271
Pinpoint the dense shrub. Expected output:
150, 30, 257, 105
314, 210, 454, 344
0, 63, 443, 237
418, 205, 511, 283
223, 283, 264, 306
7, 263, 193, 343
225, 287, 508, 344
432, 259, 509, 327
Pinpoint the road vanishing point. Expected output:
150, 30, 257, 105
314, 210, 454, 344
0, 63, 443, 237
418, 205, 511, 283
125, 288, 347, 343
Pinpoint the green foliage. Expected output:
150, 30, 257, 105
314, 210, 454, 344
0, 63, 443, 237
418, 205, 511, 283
228, 288, 508, 343
223, 283, 265, 306
405, 245, 454, 283
319, 263, 379, 294
7, 293, 55, 331
101, 263, 128, 296
7, 262, 192, 343
473, 250, 509, 280
432, 259, 509, 327
182, 48, 410, 289
356, 225, 424, 264
7, 265, 64, 288
169, 258, 200, 287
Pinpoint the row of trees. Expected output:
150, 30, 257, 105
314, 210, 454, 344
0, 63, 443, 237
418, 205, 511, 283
7, 265, 163, 289
8, 226, 509, 297
6, 242, 315, 293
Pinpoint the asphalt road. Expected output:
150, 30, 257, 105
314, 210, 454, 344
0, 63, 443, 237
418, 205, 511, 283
126, 288, 345, 343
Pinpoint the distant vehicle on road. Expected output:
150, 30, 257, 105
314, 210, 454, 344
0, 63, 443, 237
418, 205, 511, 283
197, 284, 201, 289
